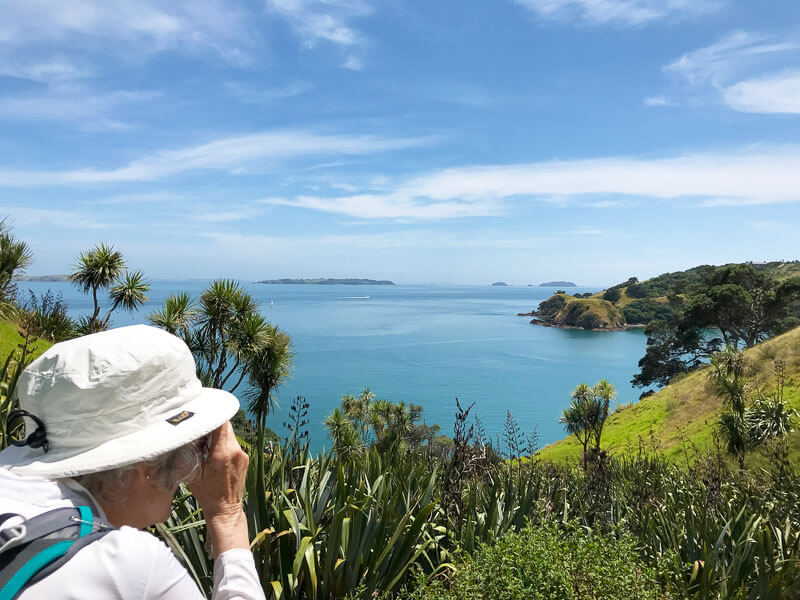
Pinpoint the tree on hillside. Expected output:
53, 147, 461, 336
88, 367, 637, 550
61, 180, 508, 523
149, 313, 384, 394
633, 264, 800, 388
685, 264, 800, 348
70, 243, 149, 333
0, 220, 33, 319
560, 380, 615, 469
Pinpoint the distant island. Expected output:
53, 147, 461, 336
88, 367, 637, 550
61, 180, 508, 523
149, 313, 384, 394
258, 278, 394, 285
539, 281, 576, 287
14, 274, 70, 282
490, 281, 509, 286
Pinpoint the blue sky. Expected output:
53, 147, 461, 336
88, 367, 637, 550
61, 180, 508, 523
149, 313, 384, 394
2, 0, 800, 285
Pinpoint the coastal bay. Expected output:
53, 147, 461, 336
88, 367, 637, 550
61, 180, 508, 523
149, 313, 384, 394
20, 281, 647, 452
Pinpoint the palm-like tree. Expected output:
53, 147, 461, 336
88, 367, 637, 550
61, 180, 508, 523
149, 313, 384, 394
71, 243, 149, 332
148, 292, 196, 336
560, 394, 594, 470
560, 380, 616, 468
324, 407, 363, 461
710, 346, 749, 468
591, 379, 616, 453
245, 324, 294, 429
196, 280, 259, 388
0, 220, 33, 319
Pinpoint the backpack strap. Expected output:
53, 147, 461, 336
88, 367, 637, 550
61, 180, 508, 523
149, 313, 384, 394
0, 506, 113, 600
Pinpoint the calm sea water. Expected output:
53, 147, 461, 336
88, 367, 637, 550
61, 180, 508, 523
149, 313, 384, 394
20, 281, 647, 452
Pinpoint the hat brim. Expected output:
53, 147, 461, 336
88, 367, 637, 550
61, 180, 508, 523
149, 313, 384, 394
0, 387, 239, 479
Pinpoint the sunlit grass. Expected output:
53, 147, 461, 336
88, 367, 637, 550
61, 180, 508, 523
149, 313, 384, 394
539, 326, 800, 466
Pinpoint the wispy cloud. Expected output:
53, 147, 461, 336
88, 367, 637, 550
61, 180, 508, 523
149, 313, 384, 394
644, 95, 670, 107
0, 130, 433, 186
266, 0, 371, 68
664, 31, 800, 113
266, 0, 371, 46
194, 208, 264, 223
0, 0, 257, 64
342, 55, 363, 71
0, 86, 158, 130
512, 0, 720, 27
201, 229, 554, 254
0, 57, 90, 83
264, 147, 800, 219
265, 193, 506, 219
225, 80, 314, 103
0, 206, 112, 229
666, 31, 799, 85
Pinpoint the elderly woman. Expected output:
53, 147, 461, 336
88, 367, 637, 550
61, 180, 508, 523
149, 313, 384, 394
0, 325, 265, 600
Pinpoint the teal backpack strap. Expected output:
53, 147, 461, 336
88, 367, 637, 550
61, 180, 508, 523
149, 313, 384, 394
0, 506, 112, 600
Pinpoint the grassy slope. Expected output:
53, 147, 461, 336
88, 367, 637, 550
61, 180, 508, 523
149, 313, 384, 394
538, 325, 800, 466
0, 320, 52, 364
553, 296, 625, 329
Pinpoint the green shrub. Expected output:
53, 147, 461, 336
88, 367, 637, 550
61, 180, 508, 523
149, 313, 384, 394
401, 522, 665, 600
602, 287, 622, 303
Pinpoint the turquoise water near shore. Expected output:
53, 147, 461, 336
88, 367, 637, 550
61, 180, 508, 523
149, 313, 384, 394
20, 281, 648, 452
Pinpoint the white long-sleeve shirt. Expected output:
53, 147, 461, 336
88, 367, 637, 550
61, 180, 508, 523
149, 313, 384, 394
0, 463, 266, 600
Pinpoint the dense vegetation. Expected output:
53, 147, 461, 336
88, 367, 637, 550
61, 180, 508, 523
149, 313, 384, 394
529, 262, 800, 388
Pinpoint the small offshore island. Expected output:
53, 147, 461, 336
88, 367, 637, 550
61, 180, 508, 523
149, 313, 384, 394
15, 274, 70, 282
539, 280, 576, 287
258, 278, 394, 285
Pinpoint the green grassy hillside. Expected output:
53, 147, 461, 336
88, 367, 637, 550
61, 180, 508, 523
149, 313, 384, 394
538, 325, 800, 465
530, 293, 626, 330
0, 320, 52, 364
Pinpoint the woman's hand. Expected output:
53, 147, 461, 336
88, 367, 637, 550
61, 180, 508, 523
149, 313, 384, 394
188, 422, 250, 558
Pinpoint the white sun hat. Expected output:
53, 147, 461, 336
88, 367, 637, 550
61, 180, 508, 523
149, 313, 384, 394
0, 324, 239, 479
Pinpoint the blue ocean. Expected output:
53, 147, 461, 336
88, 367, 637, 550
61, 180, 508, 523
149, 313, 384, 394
20, 281, 648, 452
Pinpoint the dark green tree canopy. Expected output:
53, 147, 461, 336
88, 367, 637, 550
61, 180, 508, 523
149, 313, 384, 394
633, 264, 800, 388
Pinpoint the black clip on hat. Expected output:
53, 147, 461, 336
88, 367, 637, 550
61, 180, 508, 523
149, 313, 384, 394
7, 409, 50, 453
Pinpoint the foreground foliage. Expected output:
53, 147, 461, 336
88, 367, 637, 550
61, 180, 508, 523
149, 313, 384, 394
397, 522, 664, 600
159, 428, 800, 600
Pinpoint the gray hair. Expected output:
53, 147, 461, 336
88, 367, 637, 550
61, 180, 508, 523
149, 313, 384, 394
73, 441, 202, 504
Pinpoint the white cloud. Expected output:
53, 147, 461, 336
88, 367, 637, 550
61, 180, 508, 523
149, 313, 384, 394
201, 229, 552, 253
194, 208, 263, 223
722, 70, 800, 114
266, 0, 371, 47
266, 147, 800, 219
666, 31, 799, 85
0, 0, 256, 64
0, 86, 157, 130
0, 206, 111, 229
343, 55, 363, 71
225, 80, 314, 103
664, 31, 800, 113
0, 57, 90, 83
266, 0, 371, 68
644, 95, 670, 107
265, 193, 505, 219
512, 0, 720, 27
0, 130, 432, 186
